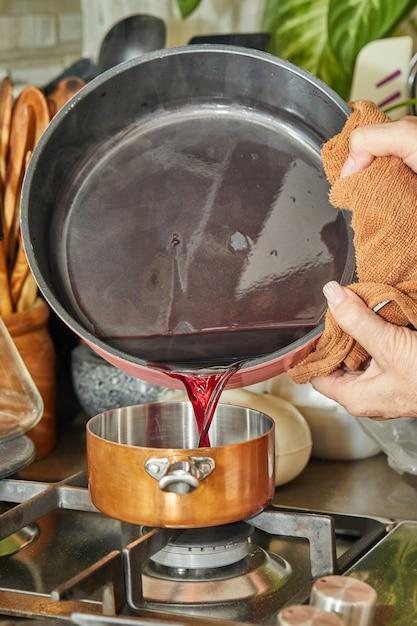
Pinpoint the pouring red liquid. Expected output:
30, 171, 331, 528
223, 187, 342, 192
169, 366, 239, 447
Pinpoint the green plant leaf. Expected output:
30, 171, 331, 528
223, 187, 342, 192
328, 0, 417, 72
263, 0, 329, 76
262, 0, 282, 34
262, 0, 417, 99
384, 98, 417, 113
262, 0, 351, 98
317, 43, 351, 99
177, 0, 201, 18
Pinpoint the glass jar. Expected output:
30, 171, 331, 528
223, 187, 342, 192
0, 317, 43, 442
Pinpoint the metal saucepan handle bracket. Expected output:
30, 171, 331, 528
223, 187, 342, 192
144, 456, 215, 495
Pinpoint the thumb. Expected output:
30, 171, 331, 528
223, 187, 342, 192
323, 282, 392, 362
341, 119, 417, 176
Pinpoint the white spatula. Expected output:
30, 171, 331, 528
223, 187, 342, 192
350, 36, 413, 120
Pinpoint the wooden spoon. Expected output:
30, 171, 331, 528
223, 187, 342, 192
11, 151, 32, 307
3, 104, 35, 261
16, 272, 37, 313
14, 86, 50, 144
0, 76, 13, 191
0, 195, 12, 315
4, 87, 49, 263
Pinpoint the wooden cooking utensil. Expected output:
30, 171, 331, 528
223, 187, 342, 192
3, 104, 35, 257
4, 87, 49, 262
10, 89, 49, 260
11, 242, 30, 308
0, 243, 12, 316
11, 151, 32, 307
16, 272, 37, 313
15, 86, 50, 145
1, 76, 82, 316
9, 80, 86, 310
0, 193, 12, 316
0, 77, 13, 191
47, 77, 85, 117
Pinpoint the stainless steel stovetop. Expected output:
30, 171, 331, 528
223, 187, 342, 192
0, 461, 401, 626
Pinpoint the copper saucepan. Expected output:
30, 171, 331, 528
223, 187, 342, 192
87, 402, 275, 528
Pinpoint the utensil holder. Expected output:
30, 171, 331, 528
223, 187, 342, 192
3, 298, 56, 459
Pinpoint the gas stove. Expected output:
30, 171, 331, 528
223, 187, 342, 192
0, 463, 391, 626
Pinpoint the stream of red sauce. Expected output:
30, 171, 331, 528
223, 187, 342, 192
168, 367, 239, 447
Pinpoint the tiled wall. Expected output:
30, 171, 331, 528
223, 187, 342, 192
0, 0, 82, 87
0, 0, 263, 88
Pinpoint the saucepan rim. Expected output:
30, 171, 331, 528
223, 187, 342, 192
86, 400, 275, 451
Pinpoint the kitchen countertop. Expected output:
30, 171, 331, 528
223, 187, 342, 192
275, 453, 417, 521
20, 413, 417, 522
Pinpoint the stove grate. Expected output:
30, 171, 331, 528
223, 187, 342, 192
0, 471, 386, 625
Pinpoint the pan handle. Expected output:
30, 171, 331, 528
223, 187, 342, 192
144, 456, 215, 495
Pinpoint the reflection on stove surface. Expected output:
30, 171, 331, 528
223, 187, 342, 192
0, 508, 127, 595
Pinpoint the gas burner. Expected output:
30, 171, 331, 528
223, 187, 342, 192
148, 522, 254, 569
143, 544, 291, 606
141, 522, 292, 612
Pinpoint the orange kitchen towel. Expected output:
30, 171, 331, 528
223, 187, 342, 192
289, 100, 417, 384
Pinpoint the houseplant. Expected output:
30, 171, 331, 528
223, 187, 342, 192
177, 0, 417, 99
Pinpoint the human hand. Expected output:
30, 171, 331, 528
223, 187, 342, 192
311, 282, 417, 419
341, 115, 417, 176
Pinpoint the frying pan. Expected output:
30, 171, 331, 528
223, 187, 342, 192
21, 46, 354, 389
